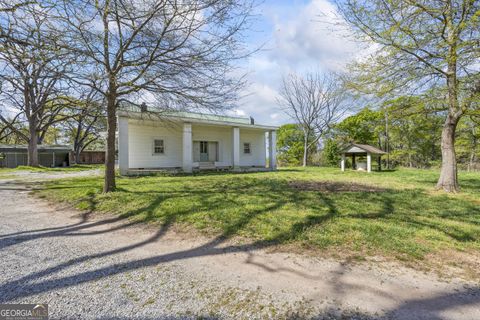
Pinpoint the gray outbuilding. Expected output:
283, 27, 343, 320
0, 144, 72, 168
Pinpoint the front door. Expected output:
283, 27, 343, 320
200, 141, 209, 161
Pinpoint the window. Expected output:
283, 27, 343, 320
153, 139, 164, 154
200, 141, 208, 154
243, 143, 251, 154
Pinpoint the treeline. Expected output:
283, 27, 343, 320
278, 96, 480, 171
0, 100, 106, 161
333, 0, 479, 192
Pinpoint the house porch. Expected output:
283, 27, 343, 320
118, 117, 277, 175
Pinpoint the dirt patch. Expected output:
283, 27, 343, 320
426, 248, 480, 281
289, 180, 386, 193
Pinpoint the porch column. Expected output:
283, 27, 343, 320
367, 152, 372, 173
182, 123, 193, 173
232, 127, 240, 170
341, 153, 345, 171
118, 117, 129, 175
268, 130, 277, 170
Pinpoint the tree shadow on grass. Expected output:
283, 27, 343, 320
0, 178, 336, 301
409, 173, 480, 195
0, 179, 297, 299
0, 177, 479, 309
456, 177, 480, 194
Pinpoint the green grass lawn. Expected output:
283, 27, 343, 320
0, 164, 103, 175
35, 167, 480, 275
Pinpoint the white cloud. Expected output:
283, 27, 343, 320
250, 83, 278, 105
227, 108, 247, 117
239, 82, 285, 126
270, 0, 358, 72
238, 0, 358, 126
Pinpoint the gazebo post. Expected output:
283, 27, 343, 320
352, 154, 356, 170
341, 153, 345, 171
367, 152, 372, 173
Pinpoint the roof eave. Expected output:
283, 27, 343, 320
118, 110, 279, 130
340, 143, 387, 155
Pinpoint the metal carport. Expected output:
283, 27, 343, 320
0, 145, 72, 168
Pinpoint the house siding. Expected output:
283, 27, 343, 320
128, 120, 183, 168
240, 129, 266, 167
126, 119, 267, 169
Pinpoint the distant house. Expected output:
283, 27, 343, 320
0, 144, 72, 168
118, 108, 278, 175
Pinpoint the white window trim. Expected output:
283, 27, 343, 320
243, 142, 251, 155
152, 138, 165, 155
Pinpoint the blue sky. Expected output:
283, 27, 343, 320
232, 0, 359, 126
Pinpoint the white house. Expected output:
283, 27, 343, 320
118, 109, 278, 175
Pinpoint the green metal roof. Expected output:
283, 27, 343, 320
119, 104, 252, 125
118, 103, 279, 130
0, 144, 72, 151
164, 111, 251, 125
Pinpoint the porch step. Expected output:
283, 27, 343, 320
198, 161, 216, 170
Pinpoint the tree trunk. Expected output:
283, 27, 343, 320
385, 110, 390, 169
74, 145, 82, 164
436, 114, 459, 192
467, 152, 474, 172
27, 125, 39, 167
302, 133, 308, 167
437, 24, 461, 192
468, 127, 478, 172
103, 93, 117, 193
73, 119, 83, 164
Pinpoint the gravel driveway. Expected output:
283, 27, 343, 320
0, 171, 479, 319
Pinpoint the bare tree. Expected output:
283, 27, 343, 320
62, 89, 106, 163
278, 72, 348, 167
0, 1, 34, 12
337, 0, 480, 192
0, 0, 33, 40
0, 2, 73, 166
57, 0, 255, 192
0, 114, 27, 144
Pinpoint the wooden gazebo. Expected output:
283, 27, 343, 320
340, 143, 387, 173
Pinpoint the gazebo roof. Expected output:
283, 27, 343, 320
340, 143, 387, 155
